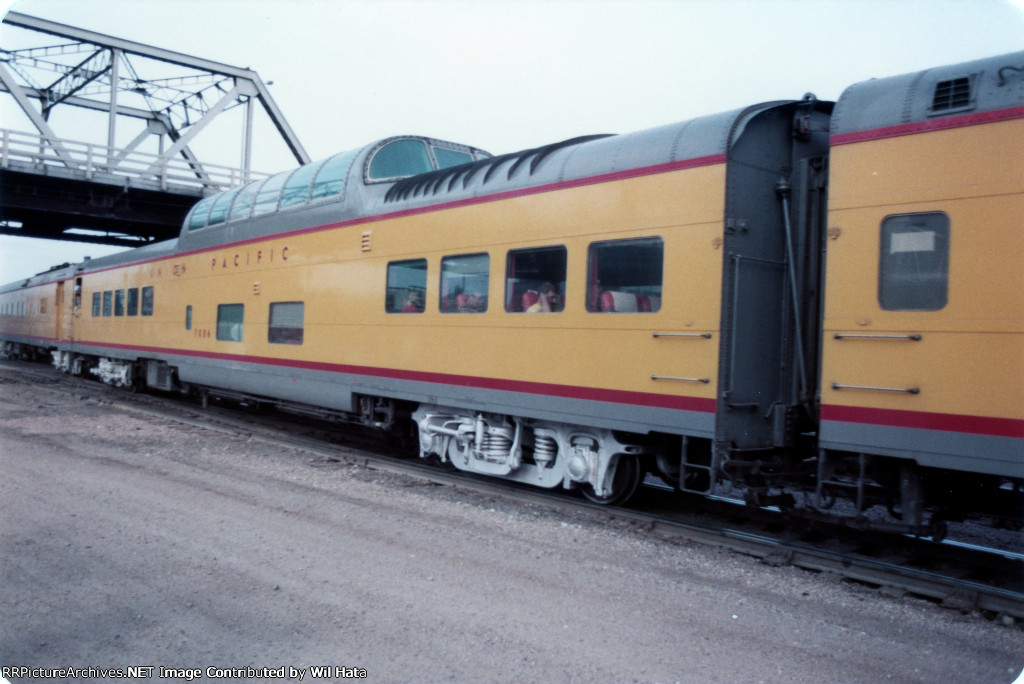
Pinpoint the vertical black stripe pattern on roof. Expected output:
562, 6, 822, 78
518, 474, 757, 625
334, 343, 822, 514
383, 135, 614, 203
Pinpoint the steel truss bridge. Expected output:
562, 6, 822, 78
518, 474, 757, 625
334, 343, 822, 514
0, 11, 309, 247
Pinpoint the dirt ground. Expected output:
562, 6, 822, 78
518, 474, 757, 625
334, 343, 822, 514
1, 374, 1021, 683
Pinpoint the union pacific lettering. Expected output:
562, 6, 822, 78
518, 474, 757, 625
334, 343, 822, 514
144, 262, 188, 278
211, 245, 290, 270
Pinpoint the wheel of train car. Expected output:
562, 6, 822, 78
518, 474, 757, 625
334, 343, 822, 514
581, 454, 643, 506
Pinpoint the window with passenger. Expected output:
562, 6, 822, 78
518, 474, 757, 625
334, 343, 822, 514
386, 259, 427, 313
268, 302, 304, 345
441, 253, 489, 313
216, 304, 244, 341
586, 237, 664, 313
506, 246, 566, 313
879, 213, 949, 311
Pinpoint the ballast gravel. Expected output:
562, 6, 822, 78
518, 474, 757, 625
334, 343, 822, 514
1, 373, 1021, 683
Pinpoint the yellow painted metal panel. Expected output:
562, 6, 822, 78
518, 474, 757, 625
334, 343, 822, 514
822, 331, 1023, 419
823, 120, 1024, 422
829, 119, 1024, 210
73, 165, 727, 402
824, 195, 1024, 331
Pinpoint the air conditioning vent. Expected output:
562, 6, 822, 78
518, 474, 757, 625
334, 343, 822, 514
931, 77, 972, 112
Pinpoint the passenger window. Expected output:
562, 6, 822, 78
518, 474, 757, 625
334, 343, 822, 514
268, 302, 304, 345
102, 291, 113, 317
586, 237, 664, 313
441, 253, 489, 313
252, 171, 288, 217
92, 292, 100, 316
506, 246, 566, 313
127, 288, 139, 316
187, 196, 216, 231
228, 180, 264, 222
216, 304, 244, 341
185, 305, 192, 331
879, 212, 949, 311
114, 290, 125, 316
386, 259, 427, 313
141, 286, 154, 316
310, 150, 357, 200
368, 139, 433, 181
207, 187, 242, 227
278, 162, 324, 209
433, 147, 472, 169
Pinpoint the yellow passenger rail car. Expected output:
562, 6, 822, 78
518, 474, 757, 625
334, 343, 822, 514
3, 51, 1021, 532
819, 55, 1024, 527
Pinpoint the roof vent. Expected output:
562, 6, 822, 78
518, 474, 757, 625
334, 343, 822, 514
931, 77, 972, 112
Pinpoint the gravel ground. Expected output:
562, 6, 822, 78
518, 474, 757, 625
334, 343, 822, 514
1, 374, 1022, 684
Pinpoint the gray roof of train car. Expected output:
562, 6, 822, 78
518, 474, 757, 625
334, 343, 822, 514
831, 50, 1024, 136
72, 238, 181, 275
0, 263, 77, 292
172, 103, 784, 254
378, 109, 744, 210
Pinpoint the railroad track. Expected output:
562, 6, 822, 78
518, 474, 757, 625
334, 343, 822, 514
3, 358, 1022, 624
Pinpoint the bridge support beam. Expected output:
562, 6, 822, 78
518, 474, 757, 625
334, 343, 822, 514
0, 169, 195, 247
0, 11, 309, 248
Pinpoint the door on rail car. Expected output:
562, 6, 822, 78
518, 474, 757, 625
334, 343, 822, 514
56, 279, 75, 342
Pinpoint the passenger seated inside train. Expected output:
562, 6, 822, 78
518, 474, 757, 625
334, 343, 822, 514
401, 290, 424, 313
456, 292, 487, 313
524, 282, 562, 313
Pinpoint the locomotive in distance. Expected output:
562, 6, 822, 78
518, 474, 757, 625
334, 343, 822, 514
2, 50, 1022, 537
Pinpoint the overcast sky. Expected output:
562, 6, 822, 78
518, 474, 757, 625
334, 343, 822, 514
2, 0, 1023, 281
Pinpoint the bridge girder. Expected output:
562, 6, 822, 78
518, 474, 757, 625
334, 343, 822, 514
0, 11, 309, 247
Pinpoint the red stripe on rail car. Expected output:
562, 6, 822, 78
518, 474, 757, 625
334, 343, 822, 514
75, 340, 718, 414
830, 105, 1024, 145
820, 403, 1024, 439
